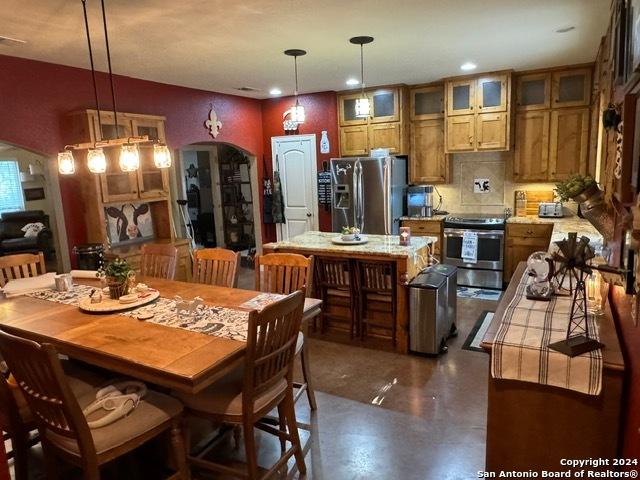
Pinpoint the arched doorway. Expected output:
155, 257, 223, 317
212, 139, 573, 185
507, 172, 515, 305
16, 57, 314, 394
0, 142, 70, 272
170, 142, 262, 286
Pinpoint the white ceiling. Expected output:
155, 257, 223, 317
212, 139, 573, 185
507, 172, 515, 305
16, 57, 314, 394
0, 0, 610, 99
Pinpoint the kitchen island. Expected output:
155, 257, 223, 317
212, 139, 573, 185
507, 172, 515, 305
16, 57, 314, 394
263, 231, 437, 353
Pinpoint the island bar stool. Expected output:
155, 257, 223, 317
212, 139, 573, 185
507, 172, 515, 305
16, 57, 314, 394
314, 257, 358, 338
192, 247, 240, 288
0, 252, 46, 287
140, 243, 178, 280
356, 260, 397, 343
0, 328, 187, 480
173, 291, 307, 479
254, 253, 317, 410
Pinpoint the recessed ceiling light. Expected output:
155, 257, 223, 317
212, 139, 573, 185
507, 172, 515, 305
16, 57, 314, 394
346, 78, 359, 86
556, 26, 576, 33
460, 62, 477, 71
269, 88, 282, 95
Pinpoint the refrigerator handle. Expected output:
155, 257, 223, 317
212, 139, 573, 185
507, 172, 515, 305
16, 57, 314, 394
383, 160, 390, 235
358, 164, 364, 232
353, 160, 360, 231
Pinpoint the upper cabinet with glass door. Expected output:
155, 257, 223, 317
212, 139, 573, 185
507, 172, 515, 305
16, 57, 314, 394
446, 79, 475, 116
476, 74, 508, 113
338, 93, 368, 126
516, 73, 551, 111
410, 85, 444, 120
551, 68, 592, 108
369, 88, 400, 123
131, 116, 170, 199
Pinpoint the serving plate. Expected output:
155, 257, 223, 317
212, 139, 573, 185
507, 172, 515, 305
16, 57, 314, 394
331, 236, 368, 245
78, 290, 160, 313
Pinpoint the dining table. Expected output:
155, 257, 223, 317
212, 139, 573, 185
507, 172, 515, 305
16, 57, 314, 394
0, 276, 322, 395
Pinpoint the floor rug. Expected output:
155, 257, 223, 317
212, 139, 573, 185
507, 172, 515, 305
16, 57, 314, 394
462, 311, 494, 352
457, 286, 502, 301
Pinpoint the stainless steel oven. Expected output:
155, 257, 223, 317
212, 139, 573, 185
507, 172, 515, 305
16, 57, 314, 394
443, 215, 505, 289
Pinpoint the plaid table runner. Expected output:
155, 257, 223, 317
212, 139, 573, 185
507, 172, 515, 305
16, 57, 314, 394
26, 286, 283, 343
490, 269, 603, 396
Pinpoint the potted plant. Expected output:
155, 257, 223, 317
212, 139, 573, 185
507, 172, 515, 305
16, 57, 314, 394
555, 175, 613, 241
341, 226, 361, 241
97, 258, 134, 299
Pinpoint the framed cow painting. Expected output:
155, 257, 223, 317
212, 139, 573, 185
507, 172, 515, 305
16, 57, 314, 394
104, 202, 155, 246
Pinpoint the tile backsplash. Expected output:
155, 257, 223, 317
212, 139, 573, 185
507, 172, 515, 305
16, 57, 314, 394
434, 151, 566, 215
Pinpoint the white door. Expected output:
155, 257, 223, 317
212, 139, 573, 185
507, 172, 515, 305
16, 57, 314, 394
271, 135, 318, 241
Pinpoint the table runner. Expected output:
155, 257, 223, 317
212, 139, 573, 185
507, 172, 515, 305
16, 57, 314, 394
491, 269, 603, 395
26, 286, 283, 342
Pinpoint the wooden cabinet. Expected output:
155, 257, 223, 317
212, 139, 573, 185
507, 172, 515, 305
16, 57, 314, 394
476, 74, 509, 113
476, 113, 508, 150
132, 117, 170, 199
513, 111, 550, 182
513, 66, 592, 182
516, 73, 551, 111
338, 86, 407, 156
504, 223, 553, 281
549, 108, 589, 180
444, 71, 511, 153
446, 115, 475, 152
551, 68, 592, 108
401, 219, 443, 260
410, 119, 448, 183
410, 85, 444, 120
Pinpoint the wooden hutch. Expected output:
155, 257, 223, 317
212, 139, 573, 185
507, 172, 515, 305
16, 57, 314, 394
67, 110, 192, 280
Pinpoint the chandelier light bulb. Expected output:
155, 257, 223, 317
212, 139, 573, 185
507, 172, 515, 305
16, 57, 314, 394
153, 143, 172, 168
57, 151, 76, 175
119, 143, 140, 172
87, 147, 107, 173
355, 96, 370, 118
290, 102, 306, 123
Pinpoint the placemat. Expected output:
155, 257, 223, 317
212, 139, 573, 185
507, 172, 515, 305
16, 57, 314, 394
490, 270, 603, 396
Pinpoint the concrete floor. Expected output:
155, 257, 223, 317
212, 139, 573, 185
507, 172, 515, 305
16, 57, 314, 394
9, 266, 498, 479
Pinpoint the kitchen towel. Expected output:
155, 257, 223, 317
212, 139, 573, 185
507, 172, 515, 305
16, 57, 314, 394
2, 272, 57, 297
461, 231, 478, 264
490, 269, 603, 395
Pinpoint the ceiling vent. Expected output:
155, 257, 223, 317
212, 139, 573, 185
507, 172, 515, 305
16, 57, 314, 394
235, 86, 260, 92
0, 35, 27, 46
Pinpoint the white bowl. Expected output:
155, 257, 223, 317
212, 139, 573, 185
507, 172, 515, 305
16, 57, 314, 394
341, 234, 356, 241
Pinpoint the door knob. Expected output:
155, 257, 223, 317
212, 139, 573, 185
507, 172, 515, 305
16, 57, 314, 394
306, 213, 312, 217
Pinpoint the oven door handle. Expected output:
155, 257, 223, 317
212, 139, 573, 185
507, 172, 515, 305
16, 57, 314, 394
444, 228, 504, 237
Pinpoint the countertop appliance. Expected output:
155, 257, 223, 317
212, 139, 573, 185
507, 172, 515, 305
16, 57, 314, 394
442, 214, 505, 289
409, 271, 448, 355
331, 156, 407, 235
407, 185, 434, 218
538, 202, 563, 218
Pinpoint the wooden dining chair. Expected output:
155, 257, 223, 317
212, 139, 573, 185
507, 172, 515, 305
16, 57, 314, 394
0, 328, 187, 480
255, 253, 317, 410
173, 290, 307, 479
192, 248, 240, 288
140, 243, 178, 280
0, 252, 46, 288
356, 260, 397, 343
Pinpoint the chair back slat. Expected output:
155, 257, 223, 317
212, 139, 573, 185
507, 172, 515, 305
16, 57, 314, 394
192, 248, 240, 288
140, 244, 178, 280
243, 291, 305, 400
255, 254, 314, 297
0, 253, 46, 287
0, 329, 96, 458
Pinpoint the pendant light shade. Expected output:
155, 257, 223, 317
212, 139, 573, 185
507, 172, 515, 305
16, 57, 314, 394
87, 147, 107, 173
119, 143, 140, 172
350, 36, 374, 118
58, 151, 76, 175
153, 143, 172, 168
284, 49, 307, 124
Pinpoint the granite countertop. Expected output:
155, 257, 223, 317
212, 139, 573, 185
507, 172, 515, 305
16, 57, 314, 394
262, 231, 437, 258
506, 215, 603, 250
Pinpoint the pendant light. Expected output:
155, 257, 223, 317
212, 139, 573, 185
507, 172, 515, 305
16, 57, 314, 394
87, 148, 107, 173
58, 150, 76, 175
119, 143, 140, 172
350, 36, 374, 118
284, 49, 307, 124
153, 143, 172, 168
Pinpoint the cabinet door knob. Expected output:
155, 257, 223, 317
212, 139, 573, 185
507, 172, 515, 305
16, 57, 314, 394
470, 106, 474, 110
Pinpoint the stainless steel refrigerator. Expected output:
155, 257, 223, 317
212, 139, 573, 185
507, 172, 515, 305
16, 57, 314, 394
330, 156, 407, 235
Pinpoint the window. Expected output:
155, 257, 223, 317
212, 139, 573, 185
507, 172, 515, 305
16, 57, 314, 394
0, 160, 25, 214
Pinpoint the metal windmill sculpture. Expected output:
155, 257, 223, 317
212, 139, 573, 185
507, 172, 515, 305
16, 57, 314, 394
548, 233, 604, 357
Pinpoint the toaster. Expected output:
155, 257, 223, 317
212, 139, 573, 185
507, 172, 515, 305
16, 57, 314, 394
538, 202, 563, 218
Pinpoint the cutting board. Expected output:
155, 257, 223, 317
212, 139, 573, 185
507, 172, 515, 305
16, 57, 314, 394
514, 190, 555, 217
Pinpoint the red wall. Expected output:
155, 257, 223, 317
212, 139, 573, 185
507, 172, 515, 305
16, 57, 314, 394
261, 92, 338, 241
0, 54, 264, 259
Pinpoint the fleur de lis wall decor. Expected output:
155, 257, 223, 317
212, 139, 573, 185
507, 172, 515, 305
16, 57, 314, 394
205, 106, 222, 138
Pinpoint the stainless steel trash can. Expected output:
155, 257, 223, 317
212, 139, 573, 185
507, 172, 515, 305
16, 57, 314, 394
425, 264, 458, 337
409, 272, 448, 355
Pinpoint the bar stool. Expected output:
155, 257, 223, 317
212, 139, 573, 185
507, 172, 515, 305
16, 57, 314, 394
356, 260, 397, 344
314, 257, 359, 338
